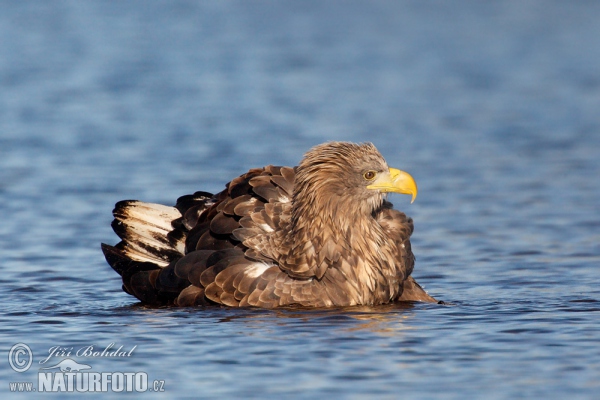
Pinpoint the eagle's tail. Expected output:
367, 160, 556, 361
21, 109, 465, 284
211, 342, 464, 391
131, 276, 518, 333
101, 194, 211, 304
103, 200, 187, 267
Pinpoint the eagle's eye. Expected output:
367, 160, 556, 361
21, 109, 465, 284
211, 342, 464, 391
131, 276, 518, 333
363, 170, 377, 181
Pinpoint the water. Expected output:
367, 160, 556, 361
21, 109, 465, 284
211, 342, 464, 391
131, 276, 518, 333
1, 1, 599, 398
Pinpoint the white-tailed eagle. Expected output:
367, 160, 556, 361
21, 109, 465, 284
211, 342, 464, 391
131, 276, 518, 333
101, 142, 438, 307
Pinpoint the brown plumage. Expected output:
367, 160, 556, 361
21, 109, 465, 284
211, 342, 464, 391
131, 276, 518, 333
101, 142, 438, 307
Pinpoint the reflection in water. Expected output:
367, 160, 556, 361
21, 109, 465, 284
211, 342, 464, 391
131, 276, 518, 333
206, 303, 422, 336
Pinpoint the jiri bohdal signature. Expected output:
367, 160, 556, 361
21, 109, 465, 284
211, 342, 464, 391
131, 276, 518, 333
39, 343, 137, 365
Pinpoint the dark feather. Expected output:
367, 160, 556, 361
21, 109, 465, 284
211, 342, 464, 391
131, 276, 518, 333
176, 285, 209, 306
195, 230, 234, 251
155, 261, 190, 294
174, 250, 213, 281
209, 211, 241, 235
222, 194, 252, 215
128, 270, 160, 305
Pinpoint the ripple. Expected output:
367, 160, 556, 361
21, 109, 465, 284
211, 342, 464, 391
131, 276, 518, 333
1, 1, 600, 398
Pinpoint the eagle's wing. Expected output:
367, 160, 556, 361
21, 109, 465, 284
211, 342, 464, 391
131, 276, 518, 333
230, 165, 295, 264
102, 165, 308, 307
176, 165, 311, 307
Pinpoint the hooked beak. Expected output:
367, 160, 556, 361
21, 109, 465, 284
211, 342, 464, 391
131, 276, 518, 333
366, 168, 418, 203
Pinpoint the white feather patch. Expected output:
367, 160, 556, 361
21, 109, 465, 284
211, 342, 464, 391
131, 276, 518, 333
115, 201, 184, 267
244, 263, 270, 279
259, 223, 274, 233
123, 202, 181, 231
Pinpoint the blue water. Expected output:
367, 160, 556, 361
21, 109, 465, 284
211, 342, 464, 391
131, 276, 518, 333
1, 1, 599, 398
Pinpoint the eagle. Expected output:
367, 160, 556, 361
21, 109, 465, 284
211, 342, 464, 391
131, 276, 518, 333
101, 141, 438, 307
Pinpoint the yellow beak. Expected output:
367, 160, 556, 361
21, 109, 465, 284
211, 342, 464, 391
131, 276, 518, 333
366, 168, 418, 203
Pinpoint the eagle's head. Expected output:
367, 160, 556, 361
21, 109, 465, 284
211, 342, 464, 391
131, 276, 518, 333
292, 141, 418, 220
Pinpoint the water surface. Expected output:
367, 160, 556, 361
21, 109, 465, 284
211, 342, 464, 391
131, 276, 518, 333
1, 1, 599, 398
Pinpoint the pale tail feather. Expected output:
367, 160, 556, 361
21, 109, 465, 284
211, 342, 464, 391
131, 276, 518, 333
110, 200, 185, 267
